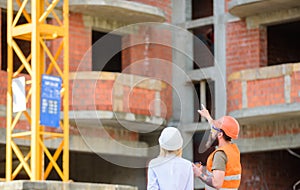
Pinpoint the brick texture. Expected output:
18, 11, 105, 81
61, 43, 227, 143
121, 27, 173, 119
0, 71, 7, 106
247, 77, 285, 108
240, 118, 300, 138
291, 71, 300, 103
227, 80, 242, 112
69, 13, 91, 72
226, 21, 267, 76
240, 150, 300, 190
70, 78, 168, 118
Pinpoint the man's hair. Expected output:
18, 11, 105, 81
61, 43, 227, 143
220, 129, 232, 141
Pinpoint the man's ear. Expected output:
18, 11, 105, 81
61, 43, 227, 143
217, 132, 223, 138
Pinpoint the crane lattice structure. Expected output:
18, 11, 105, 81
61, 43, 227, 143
6, 0, 69, 181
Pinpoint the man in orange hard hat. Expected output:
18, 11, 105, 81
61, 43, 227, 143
193, 105, 242, 190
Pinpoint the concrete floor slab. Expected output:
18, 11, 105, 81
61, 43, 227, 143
0, 180, 137, 190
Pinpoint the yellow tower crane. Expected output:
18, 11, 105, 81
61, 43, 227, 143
6, 0, 69, 181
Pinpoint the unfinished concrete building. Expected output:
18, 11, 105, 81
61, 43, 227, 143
173, 0, 300, 189
0, 0, 300, 190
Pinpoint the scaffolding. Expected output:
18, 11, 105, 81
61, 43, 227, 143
6, 0, 69, 181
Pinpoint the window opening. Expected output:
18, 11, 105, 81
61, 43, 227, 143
192, 25, 214, 69
92, 30, 122, 72
192, 0, 213, 19
268, 20, 300, 66
193, 79, 215, 122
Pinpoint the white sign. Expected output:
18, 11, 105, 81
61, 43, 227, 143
12, 77, 26, 113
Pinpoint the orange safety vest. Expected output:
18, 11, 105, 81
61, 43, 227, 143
206, 143, 242, 190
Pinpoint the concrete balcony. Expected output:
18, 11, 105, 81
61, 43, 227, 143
69, 71, 168, 132
69, 0, 166, 24
228, 0, 300, 18
227, 63, 300, 123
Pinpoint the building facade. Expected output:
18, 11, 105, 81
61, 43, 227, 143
0, 0, 300, 190
173, 0, 300, 189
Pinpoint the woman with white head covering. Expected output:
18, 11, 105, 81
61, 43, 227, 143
147, 127, 194, 190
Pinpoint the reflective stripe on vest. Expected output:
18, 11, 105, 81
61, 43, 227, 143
207, 171, 241, 181
206, 170, 241, 188
205, 184, 238, 190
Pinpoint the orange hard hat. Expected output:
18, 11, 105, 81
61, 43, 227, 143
214, 116, 240, 139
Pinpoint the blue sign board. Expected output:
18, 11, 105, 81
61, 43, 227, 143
40, 74, 62, 128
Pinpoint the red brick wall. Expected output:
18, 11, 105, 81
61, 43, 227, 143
227, 80, 242, 112
47, 13, 91, 74
226, 21, 267, 77
240, 118, 300, 138
0, 71, 7, 106
125, 86, 155, 115
226, 14, 268, 113
0, 116, 30, 130
291, 71, 300, 102
122, 28, 173, 119
69, 13, 91, 72
70, 78, 168, 118
247, 77, 285, 108
122, 47, 172, 118
70, 79, 107, 110
241, 150, 300, 189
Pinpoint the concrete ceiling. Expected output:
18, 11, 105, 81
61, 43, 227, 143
229, 0, 300, 18
69, 0, 166, 24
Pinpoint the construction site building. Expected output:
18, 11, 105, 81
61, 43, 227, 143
0, 0, 299, 189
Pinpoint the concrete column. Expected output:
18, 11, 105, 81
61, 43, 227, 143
213, 0, 227, 118
171, 0, 194, 161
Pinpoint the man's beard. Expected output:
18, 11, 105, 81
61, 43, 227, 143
205, 132, 218, 148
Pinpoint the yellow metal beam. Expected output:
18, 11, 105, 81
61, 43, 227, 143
46, 40, 63, 75
10, 112, 22, 132
11, 131, 31, 138
40, 39, 63, 77
13, 53, 31, 77
12, 24, 32, 39
45, 0, 63, 26
39, 0, 61, 24
11, 141, 32, 178
44, 141, 64, 179
7, 0, 69, 181
63, 0, 70, 181
40, 24, 65, 38
23, 111, 32, 124
30, 0, 40, 179
12, 0, 29, 27
39, 138, 64, 180
11, 131, 32, 138
6, 0, 13, 181
12, 151, 31, 180
16, 0, 31, 23
13, 24, 65, 41
40, 131, 64, 138
11, 40, 32, 75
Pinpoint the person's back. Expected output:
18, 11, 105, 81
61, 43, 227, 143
147, 127, 194, 190
148, 156, 193, 190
